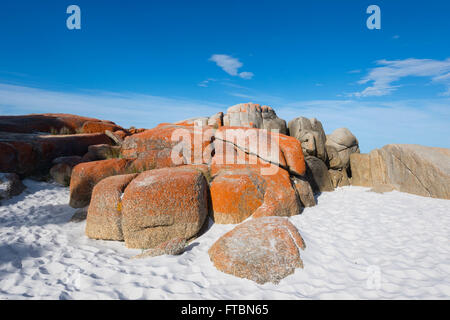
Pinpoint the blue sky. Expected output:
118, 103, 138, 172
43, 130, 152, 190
0, 0, 449, 152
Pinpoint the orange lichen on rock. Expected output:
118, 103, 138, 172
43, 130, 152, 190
210, 168, 266, 224
208, 216, 306, 284
214, 126, 305, 176
121, 166, 209, 249
81, 121, 123, 134
85, 173, 138, 241
121, 124, 215, 168
69, 158, 133, 208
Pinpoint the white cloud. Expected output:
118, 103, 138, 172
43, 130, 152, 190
275, 98, 450, 152
238, 71, 254, 80
209, 54, 254, 79
352, 58, 450, 97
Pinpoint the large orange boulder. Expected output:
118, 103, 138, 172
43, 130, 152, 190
121, 167, 209, 249
214, 127, 306, 176
208, 216, 306, 284
69, 158, 132, 208
210, 163, 302, 223
121, 124, 214, 169
85, 173, 138, 241
210, 168, 266, 224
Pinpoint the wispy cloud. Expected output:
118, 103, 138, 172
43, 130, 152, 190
198, 78, 217, 88
1, 83, 449, 153
352, 58, 450, 97
209, 54, 254, 80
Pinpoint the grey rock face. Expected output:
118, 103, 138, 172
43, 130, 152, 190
223, 103, 287, 134
304, 156, 334, 193
325, 128, 360, 170
288, 117, 327, 162
350, 144, 450, 199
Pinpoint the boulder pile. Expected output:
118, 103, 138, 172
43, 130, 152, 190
2, 103, 448, 284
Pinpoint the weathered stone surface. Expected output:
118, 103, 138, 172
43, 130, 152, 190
208, 112, 224, 127
292, 177, 316, 207
81, 121, 123, 134
350, 144, 450, 199
288, 117, 327, 162
0, 131, 111, 177
69, 158, 133, 208
210, 168, 266, 224
349, 153, 372, 187
328, 169, 350, 188
210, 163, 302, 221
208, 216, 306, 284
326, 128, 360, 170
304, 156, 334, 193
50, 163, 73, 186
223, 103, 287, 134
121, 167, 208, 249
0, 172, 26, 200
0, 113, 119, 134
86, 173, 138, 241
86, 144, 121, 161
132, 238, 187, 259
121, 124, 214, 169
214, 127, 306, 176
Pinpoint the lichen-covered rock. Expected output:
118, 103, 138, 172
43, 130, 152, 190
85, 173, 138, 240
326, 128, 360, 170
81, 121, 123, 134
210, 168, 266, 224
121, 123, 214, 169
223, 103, 287, 134
214, 127, 306, 176
0, 131, 111, 177
0, 113, 117, 134
69, 158, 133, 208
121, 167, 208, 249
208, 216, 306, 284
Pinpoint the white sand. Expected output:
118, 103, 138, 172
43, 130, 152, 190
0, 179, 449, 300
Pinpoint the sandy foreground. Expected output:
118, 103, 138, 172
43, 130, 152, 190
0, 179, 449, 299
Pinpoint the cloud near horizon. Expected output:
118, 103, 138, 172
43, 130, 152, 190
352, 58, 450, 97
209, 54, 254, 80
0, 82, 449, 153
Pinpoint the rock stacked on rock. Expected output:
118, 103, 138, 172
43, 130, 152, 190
223, 103, 287, 134
288, 117, 327, 162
